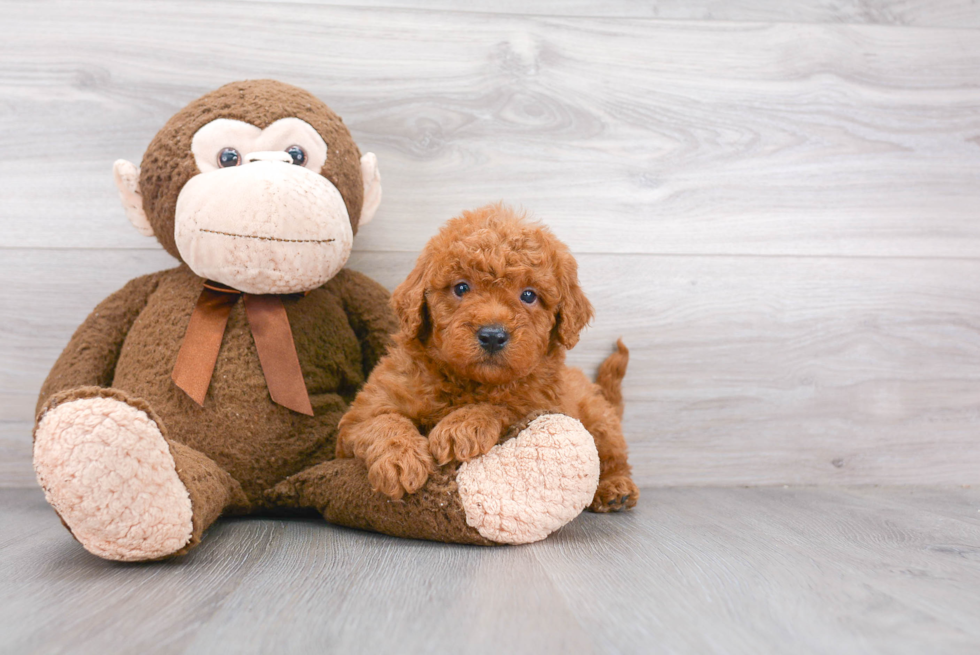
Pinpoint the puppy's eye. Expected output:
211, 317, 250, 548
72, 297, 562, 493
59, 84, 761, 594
520, 289, 538, 304
218, 148, 241, 168
453, 282, 470, 298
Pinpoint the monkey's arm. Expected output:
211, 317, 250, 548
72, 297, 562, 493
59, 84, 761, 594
334, 268, 398, 378
36, 272, 165, 416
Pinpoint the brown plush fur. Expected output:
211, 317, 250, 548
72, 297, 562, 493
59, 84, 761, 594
268, 458, 498, 546
337, 204, 639, 512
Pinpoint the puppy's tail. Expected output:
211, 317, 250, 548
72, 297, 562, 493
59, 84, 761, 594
596, 339, 629, 419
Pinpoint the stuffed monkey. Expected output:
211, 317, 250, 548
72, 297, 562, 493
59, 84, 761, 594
33, 80, 600, 561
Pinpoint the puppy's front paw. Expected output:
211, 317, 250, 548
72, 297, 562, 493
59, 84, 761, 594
367, 440, 435, 500
428, 407, 504, 465
590, 475, 640, 513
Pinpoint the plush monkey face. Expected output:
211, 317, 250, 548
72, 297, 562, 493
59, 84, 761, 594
113, 80, 381, 294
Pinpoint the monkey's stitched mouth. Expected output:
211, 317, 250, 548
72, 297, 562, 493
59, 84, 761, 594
199, 229, 335, 244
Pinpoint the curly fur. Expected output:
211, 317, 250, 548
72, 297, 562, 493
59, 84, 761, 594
337, 204, 638, 512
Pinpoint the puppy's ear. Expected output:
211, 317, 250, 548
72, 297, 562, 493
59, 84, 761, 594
551, 250, 594, 350
391, 254, 431, 343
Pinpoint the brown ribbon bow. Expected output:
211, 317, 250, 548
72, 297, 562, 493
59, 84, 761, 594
172, 281, 314, 416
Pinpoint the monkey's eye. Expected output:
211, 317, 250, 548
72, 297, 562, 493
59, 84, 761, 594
453, 282, 470, 298
218, 148, 241, 168
520, 289, 538, 304
286, 145, 307, 166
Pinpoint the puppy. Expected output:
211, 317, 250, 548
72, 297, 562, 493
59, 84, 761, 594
336, 204, 639, 512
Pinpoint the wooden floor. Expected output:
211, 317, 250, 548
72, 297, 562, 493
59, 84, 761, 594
3, 485, 979, 655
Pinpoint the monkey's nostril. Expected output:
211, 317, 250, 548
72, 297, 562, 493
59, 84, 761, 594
477, 326, 509, 353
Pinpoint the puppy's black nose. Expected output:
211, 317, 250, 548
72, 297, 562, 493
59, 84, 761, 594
477, 325, 509, 353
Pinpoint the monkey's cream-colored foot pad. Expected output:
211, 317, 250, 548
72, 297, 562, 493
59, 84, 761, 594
456, 414, 600, 545
33, 397, 193, 561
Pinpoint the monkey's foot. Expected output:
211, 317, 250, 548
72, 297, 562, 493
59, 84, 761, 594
34, 393, 193, 561
456, 413, 600, 545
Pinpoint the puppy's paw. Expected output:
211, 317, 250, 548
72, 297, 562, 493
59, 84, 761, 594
428, 407, 504, 465
589, 475, 640, 513
367, 439, 435, 500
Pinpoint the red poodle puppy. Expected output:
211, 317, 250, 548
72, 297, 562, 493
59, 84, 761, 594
337, 204, 639, 512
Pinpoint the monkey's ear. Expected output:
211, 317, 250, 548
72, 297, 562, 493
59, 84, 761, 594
359, 152, 382, 228
113, 159, 154, 237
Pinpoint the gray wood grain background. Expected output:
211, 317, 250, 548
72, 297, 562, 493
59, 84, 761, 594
2, 0, 979, 487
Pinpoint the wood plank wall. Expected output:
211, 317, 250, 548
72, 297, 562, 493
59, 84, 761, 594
2, 1, 979, 487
